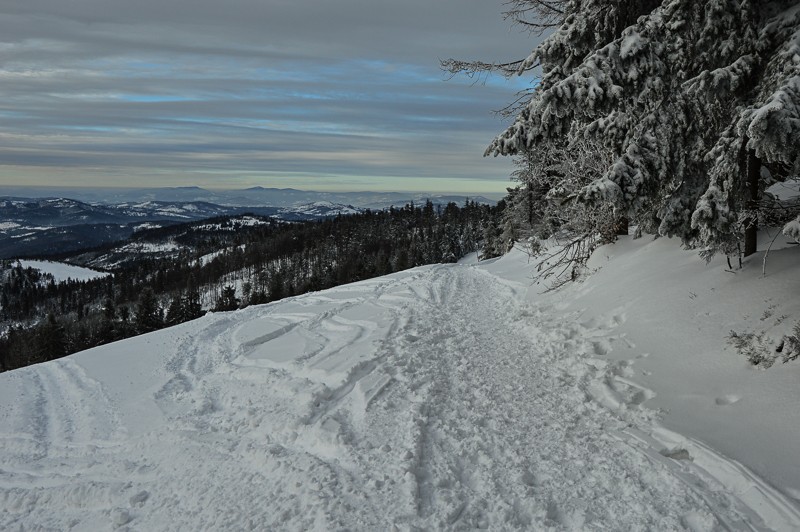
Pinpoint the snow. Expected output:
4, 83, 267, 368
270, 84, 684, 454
192, 216, 270, 231
1, 237, 800, 530
6, 226, 50, 237
783, 216, 800, 241
15, 260, 110, 282
155, 208, 191, 216
278, 201, 361, 217
232, 215, 270, 226
195, 244, 247, 266
117, 241, 183, 254
620, 29, 645, 59
0, 222, 21, 232
132, 222, 164, 232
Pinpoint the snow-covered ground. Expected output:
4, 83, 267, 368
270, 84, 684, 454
195, 244, 248, 267
132, 222, 165, 232
15, 259, 110, 282
192, 216, 272, 232
116, 241, 183, 254
1, 236, 799, 530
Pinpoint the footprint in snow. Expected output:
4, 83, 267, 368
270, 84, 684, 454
661, 447, 693, 461
591, 340, 611, 356
714, 394, 742, 406
611, 312, 627, 326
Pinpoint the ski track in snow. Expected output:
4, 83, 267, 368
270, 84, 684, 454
1, 263, 799, 530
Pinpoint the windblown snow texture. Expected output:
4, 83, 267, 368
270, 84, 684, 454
1, 255, 799, 530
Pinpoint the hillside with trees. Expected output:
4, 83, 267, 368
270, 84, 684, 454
0, 201, 498, 371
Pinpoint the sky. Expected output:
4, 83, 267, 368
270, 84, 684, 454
0, 0, 539, 195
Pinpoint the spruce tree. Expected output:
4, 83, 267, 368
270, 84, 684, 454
98, 297, 118, 343
182, 277, 204, 321
478, 0, 800, 259
165, 294, 184, 326
37, 313, 67, 361
134, 287, 163, 334
215, 285, 239, 311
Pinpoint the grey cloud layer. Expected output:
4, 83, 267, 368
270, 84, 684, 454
0, 0, 536, 190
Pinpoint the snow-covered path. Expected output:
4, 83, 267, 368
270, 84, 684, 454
2, 261, 799, 530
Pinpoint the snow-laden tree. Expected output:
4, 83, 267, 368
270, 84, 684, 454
690, 2, 800, 255
482, 0, 800, 258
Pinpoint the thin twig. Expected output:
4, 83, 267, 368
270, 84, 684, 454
762, 229, 782, 277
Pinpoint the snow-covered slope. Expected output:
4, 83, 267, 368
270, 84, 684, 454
1, 237, 799, 530
15, 260, 110, 282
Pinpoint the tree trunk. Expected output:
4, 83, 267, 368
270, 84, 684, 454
526, 182, 535, 226
615, 216, 629, 236
744, 148, 760, 257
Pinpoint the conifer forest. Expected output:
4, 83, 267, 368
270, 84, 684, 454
0, 201, 499, 370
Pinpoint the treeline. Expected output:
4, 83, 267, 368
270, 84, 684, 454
0, 200, 499, 371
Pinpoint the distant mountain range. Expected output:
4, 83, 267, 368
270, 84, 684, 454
0, 197, 362, 259
0, 187, 497, 259
0, 186, 497, 210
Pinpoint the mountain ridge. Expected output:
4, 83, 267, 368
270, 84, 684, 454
0, 186, 498, 209
0, 196, 365, 259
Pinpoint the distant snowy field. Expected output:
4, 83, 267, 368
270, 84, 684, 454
15, 259, 110, 282
1, 234, 799, 530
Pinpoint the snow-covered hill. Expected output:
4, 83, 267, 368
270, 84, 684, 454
1, 236, 799, 530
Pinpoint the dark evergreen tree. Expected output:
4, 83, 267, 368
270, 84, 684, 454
268, 271, 285, 302
182, 276, 204, 322
165, 294, 184, 326
215, 285, 239, 312
134, 288, 163, 334
37, 313, 67, 361
98, 297, 118, 344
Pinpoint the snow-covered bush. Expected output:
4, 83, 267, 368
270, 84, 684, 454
778, 322, 800, 363
728, 329, 778, 368
728, 320, 800, 368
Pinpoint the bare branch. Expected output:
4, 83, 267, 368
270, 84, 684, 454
502, 0, 566, 36
440, 58, 540, 80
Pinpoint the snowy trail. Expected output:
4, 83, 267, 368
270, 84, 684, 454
1, 263, 799, 530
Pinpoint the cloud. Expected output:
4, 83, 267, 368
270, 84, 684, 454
0, 0, 540, 192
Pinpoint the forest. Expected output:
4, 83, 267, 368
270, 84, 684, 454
0, 200, 502, 371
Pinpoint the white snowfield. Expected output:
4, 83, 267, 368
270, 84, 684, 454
2, 238, 800, 530
15, 260, 110, 283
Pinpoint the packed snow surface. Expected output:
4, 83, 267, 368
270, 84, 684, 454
15, 260, 110, 282
2, 238, 800, 530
